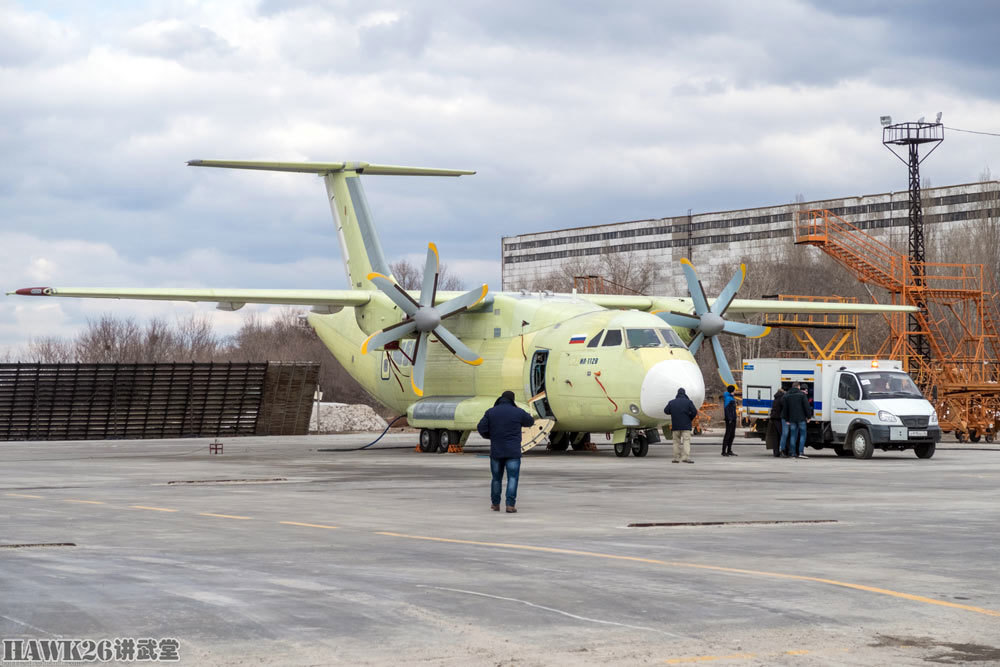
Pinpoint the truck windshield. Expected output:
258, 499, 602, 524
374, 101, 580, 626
857, 372, 923, 400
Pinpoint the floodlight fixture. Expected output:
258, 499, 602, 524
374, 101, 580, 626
880, 115, 893, 127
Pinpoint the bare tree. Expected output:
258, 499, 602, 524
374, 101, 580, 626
525, 246, 661, 295
24, 336, 75, 363
389, 258, 465, 291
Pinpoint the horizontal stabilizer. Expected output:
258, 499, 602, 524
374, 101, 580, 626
187, 160, 475, 177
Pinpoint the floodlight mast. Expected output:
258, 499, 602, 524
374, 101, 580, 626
882, 116, 944, 361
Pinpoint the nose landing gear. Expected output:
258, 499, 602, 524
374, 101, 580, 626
614, 429, 653, 457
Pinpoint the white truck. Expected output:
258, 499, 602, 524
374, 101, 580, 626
741, 358, 941, 459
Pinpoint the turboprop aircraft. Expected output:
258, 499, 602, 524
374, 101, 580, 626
11, 160, 916, 457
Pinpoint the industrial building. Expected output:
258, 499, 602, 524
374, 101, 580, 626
500, 181, 1000, 292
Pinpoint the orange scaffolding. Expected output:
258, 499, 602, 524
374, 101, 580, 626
795, 209, 1000, 442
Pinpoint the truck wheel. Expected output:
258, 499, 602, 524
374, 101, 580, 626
614, 440, 631, 457
851, 428, 874, 459
914, 442, 935, 458
834, 445, 852, 457
631, 434, 649, 457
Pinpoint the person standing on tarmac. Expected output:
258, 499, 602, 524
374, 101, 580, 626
721, 385, 738, 456
767, 388, 785, 457
477, 390, 534, 513
665, 388, 698, 463
780, 382, 813, 458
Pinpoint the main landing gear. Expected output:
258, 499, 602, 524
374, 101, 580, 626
417, 428, 463, 453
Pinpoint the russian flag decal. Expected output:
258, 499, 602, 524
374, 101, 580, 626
569, 334, 587, 344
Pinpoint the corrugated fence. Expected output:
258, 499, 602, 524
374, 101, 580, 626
0, 362, 319, 441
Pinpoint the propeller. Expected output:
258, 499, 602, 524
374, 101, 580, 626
656, 258, 769, 387
361, 243, 487, 397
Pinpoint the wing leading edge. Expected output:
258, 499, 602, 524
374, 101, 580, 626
9, 287, 371, 310
579, 294, 918, 315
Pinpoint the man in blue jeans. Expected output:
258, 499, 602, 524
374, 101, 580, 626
477, 391, 534, 513
779, 383, 813, 458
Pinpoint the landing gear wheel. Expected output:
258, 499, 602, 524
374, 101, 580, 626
851, 428, 874, 459
631, 434, 649, 457
614, 440, 631, 457
547, 432, 570, 451
914, 442, 936, 459
834, 445, 852, 457
437, 429, 458, 453
418, 428, 437, 453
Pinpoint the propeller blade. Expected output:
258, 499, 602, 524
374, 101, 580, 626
420, 243, 440, 308
687, 331, 706, 356
368, 273, 419, 316
361, 319, 417, 355
410, 331, 430, 397
655, 311, 703, 330
438, 284, 489, 319
710, 263, 746, 316
433, 325, 483, 365
711, 335, 737, 388
680, 258, 710, 316
721, 321, 771, 338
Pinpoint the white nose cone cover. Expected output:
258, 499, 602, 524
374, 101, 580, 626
640, 359, 705, 419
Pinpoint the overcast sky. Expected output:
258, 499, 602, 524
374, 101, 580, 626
3, 0, 999, 351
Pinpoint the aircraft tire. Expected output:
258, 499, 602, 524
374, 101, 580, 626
547, 432, 570, 451
436, 429, 456, 453
418, 429, 437, 453
631, 434, 649, 457
613, 441, 631, 457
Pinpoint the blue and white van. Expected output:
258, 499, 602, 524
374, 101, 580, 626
741, 358, 941, 459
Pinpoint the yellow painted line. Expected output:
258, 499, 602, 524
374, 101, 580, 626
131, 505, 178, 513
64, 499, 105, 505
5, 493, 43, 499
279, 521, 339, 530
199, 512, 252, 520
834, 410, 877, 416
665, 653, 755, 664
375, 532, 1000, 618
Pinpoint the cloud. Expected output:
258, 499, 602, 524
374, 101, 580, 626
2, 0, 999, 353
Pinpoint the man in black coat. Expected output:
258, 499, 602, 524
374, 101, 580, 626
477, 390, 534, 512
665, 388, 698, 463
780, 383, 813, 458
767, 388, 785, 457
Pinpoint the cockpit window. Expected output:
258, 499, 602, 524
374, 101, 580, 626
602, 329, 623, 346
586, 330, 604, 348
658, 328, 686, 348
626, 328, 661, 349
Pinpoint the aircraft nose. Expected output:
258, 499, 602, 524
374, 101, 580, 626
640, 359, 705, 419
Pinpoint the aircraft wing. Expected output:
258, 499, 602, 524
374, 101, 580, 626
579, 294, 917, 314
8, 287, 371, 310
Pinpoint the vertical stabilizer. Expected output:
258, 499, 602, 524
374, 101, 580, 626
186, 160, 475, 291
324, 171, 391, 290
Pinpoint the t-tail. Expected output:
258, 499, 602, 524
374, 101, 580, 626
187, 160, 475, 290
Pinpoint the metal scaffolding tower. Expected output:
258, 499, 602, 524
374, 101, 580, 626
882, 118, 944, 359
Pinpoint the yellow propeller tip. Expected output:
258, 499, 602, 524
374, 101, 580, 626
367, 272, 388, 281
680, 257, 693, 266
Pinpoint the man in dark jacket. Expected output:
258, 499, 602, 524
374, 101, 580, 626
767, 389, 785, 457
477, 390, 534, 512
721, 385, 738, 456
779, 383, 813, 458
665, 388, 698, 463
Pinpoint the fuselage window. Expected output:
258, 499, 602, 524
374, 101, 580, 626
587, 330, 604, 348
602, 329, 623, 347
